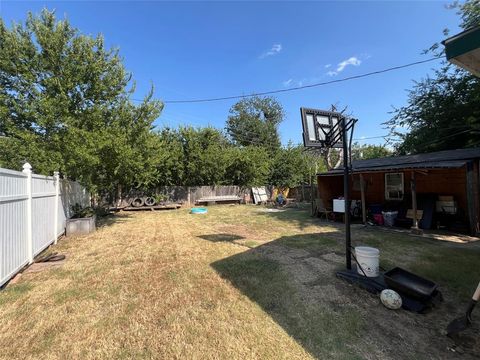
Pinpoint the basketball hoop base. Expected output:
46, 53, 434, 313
336, 266, 386, 294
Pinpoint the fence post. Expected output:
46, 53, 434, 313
22, 163, 33, 264
53, 171, 60, 244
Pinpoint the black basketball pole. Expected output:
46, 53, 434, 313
342, 116, 352, 270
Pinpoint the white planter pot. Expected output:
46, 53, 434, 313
66, 215, 96, 236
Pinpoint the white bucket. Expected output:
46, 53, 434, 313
355, 246, 380, 277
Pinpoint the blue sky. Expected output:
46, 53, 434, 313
0, 1, 462, 146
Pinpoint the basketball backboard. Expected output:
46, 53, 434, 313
300, 108, 343, 148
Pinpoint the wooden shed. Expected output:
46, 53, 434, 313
317, 148, 480, 236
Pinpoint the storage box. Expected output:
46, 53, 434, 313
333, 199, 345, 213
438, 195, 454, 201
382, 211, 398, 227
373, 213, 384, 225
435, 201, 457, 214
369, 204, 383, 215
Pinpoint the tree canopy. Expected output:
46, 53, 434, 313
226, 96, 284, 154
351, 143, 392, 161
384, 0, 480, 154
0, 9, 325, 196
150, 126, 319, 188
0, 9, 163, 192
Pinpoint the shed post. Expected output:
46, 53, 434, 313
360, 174, 366, 225
411, 171, 420, 232
466, 161, 479, 236
22, 163, 33, 264
310, 175, 315, 216
187, 187, 191, 205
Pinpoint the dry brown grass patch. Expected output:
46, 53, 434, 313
0, 206, 478, 359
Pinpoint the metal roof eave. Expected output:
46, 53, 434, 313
317, 160, 467, 177
443, 25, 480, 60
443, 25, 480, 77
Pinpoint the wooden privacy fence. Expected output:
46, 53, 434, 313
188, 186, 251, 204
151, 186, 315, 205
118, 185, 315, 208
0, 163, 89, 287
289, 185, 314, 202
150, 186, 252, 205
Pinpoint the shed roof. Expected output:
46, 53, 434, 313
318, 147, 480, 176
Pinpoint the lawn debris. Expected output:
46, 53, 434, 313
35, 252, 66, 263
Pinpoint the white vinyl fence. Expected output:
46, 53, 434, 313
0, 163, 89, 287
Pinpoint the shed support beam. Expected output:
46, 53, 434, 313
466, 161, 480, 236
360, 174, 366, 225
411, 171, 422, 235
411, 172, 418, 228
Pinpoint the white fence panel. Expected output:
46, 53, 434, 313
0, 164, 89, 287
31, 174, 57, 257
0, 168, 29, 287
57, 191, 66, 238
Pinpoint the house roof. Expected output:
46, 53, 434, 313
318, 147, 480, 176
442, 25, 480, 77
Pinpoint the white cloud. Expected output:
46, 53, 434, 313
324, 64, 331, 68
326, 56, 362, 76
336, 56, 361, 72
260, 43, 282, 59
282, 79, 293, 87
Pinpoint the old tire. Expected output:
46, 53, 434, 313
144, 197, 156, 206
131, 197, 144, 207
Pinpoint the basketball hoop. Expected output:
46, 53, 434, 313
300, 107, 358, 270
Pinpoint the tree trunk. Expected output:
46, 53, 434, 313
116, 184, 123, 208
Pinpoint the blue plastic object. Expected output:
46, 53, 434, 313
191, 207, 208, 214
369, 204, 383, 215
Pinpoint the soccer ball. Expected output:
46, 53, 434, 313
380, 289, 402, 310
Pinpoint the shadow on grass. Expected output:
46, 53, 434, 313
211, 233, 363, 359
209, 220, 480, 358
256, 207, 329, 230
96, 212, 133, 228
198, 233, 245, 243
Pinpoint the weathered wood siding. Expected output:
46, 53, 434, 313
317, 165, 479, 234
414, 168, 467, 213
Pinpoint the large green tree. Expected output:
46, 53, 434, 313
152, 128, 185, 186
351, 142, 392, 161
153, 126, 230, 186
178, 126, 230, 186
223, 146, 271, 187
225, 96, 284, 154
0, 9, 163, 193
0, 9, 328, 194
269, 144, 322, 188
384, 0, 480, 154
152, 126, 275, 188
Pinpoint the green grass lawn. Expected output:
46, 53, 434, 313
0, 205, 479, 359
